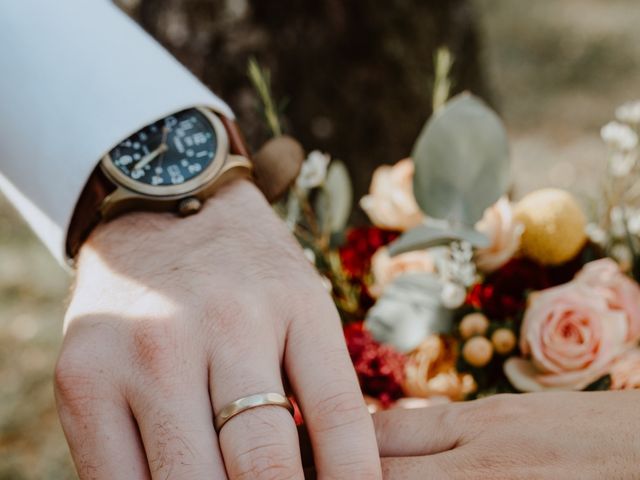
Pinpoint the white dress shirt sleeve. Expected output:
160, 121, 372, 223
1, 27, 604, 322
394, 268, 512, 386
0, 0, 232, 265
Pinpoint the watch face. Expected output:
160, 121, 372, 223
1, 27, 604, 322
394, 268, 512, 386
108, 108, 218, 189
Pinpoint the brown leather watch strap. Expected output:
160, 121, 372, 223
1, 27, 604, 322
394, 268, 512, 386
65, 114, 251, 261
220, 115, 251, 159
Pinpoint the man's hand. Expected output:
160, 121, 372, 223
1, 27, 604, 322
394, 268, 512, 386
55, 179, 381, 480
373, 391, 640, 479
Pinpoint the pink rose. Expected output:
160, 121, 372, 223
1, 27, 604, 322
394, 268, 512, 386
504, 283, 628, 392
369, 247, 435, 297
360, 158, 425, 231
610, 348, 640, 390
475, 197, 523, 273
575, 258, 640, 343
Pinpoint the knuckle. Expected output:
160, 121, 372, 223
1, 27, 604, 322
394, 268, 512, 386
54, 349, 100, 415
312, 388, 368, 433
145, 414, 216, 478
129, 318, 176, 373
202, 294, 256, 339
233, 446, 300, 480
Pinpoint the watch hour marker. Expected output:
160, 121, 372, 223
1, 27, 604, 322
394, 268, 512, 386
188, 163, 202, 174
174, 136, 185, 153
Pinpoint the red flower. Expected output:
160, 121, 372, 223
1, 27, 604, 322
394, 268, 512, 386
344, 322, 406, 406
468, 256, 589, 320
339, 227, 399, 279
468, 258, 551, 319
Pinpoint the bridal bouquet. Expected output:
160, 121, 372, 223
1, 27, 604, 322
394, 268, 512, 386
249, 53, 640, 410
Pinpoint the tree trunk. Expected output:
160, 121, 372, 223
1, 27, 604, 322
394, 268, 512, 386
122, 0, 490, 201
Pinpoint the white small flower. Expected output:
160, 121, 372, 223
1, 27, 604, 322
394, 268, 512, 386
628, 211, 640, 236
616, 100, 640, 125
609, 151, 638, 177
585, 223, 608, 245
601, 121, 638, 152
611, 243, 633, 271
610, 206, 627, 239
303, 248, 316, 264
296, 150, 330, 190
440, 281, 467, 309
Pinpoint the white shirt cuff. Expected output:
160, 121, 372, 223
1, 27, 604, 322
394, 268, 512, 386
0, 0, 232, 266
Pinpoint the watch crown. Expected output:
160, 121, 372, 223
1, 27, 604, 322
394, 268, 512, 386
178, 197, 202, 216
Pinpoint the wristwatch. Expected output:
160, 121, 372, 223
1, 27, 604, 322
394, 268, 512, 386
66, 107, 252, 261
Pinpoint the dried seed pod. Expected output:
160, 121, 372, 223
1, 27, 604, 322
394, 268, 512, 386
252, 135, 304, 203
491, 328, 517, 355
459, 312, 490, 339
462, 336, 494, 368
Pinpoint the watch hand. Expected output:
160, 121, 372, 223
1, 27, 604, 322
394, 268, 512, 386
133, 143, 168, 171
133, 127, 170, 171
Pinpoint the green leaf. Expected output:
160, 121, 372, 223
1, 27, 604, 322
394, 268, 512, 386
388, 223, 490, 256
323, 160, 353, 233
412, 92, 510, 225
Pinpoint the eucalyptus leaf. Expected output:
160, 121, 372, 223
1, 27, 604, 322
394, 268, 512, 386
388, 223, 490, 257
412, 92, 510, 225
323, 160, 353, 233
366, 273, 453, 352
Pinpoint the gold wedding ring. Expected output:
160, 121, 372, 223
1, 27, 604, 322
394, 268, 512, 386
215, 393, 294, 433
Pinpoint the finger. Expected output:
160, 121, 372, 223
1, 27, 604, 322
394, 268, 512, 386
209, 321, 304, 480
372, 404, 464, 457
381, 455, 455, 479
54, 358, 149, 479
285, 299, 382, 479
127, 356, 226, 479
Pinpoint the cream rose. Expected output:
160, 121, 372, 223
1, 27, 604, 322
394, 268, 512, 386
475, 197, 523, 273
360, 158, 425, 231
504, 283, 628, 392
610, 348, 640, 390
575, 258, 640, 343
369, 247, 435, 297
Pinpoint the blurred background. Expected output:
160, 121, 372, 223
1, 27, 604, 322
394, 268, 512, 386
2, 0, 640, 477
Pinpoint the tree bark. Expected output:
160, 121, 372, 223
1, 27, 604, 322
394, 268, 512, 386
123, 0, 490, 200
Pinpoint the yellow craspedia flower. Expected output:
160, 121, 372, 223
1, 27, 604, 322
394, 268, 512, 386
514, 189, 587, 265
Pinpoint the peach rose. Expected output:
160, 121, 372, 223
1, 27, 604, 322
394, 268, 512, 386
475, 197, 523, 273
575, 258, 640, 343
360, 158, 425, 231
504, 283, 628, 392
403, 335, 476, 401
369, 247, 435, 297
610, 348, 640, 390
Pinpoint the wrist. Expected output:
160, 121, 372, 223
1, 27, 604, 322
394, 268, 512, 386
80, 178, 263, 260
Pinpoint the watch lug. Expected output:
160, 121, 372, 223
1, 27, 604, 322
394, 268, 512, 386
100, 187, 145, 220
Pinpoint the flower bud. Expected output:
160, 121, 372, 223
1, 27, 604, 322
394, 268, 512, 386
440, 282, 466, 309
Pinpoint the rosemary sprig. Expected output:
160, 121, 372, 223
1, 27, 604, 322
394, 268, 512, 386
432, 47, 454, 113
247, 57, 282, 137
